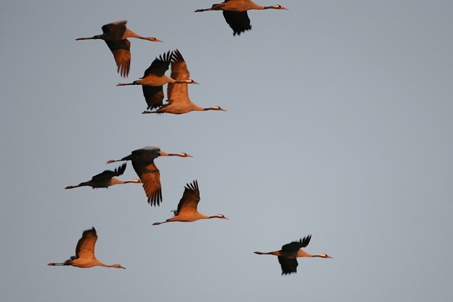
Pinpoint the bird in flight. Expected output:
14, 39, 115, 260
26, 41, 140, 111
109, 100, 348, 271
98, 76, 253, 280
254, 235, 332, 275
195, 0, 288, 36
107, 146, 192, 206
76, 20, 162, 77
153, 180, 229, 225
142, 50, 226, 114
65, 163, 141, 189
48, 227, 126, 269
117, 51, 199, 111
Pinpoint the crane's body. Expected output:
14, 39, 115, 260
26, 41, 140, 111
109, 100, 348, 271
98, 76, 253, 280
195, 1, 288, 35
142, 50, 226, 114
76, 20, 162, 77
117, 51, 199, 110
254, 235, 332, 275
65, 163, 140, 189
107, 146, 192, 206
48, 227, 125, 269
153, 180, 228, 225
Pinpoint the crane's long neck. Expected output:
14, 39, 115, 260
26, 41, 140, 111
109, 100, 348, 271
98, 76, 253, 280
91, 259, 125, 269
295, 249, 313, 257
130, 33, 163, 42
65, 183, 87, 189
159, 151, 191, 158
110, 178, 141, 186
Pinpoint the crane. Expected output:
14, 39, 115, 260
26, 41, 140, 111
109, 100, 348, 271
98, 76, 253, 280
117, 51, 199, 111
153, 180, 228, 225
142, 50, 226, 114
195, 0, 288, 35
48, 227, 125, 269
107, 146, 192, 206
254, 235, 332, 275
65, 163, 141, 189
76, 20, 162, 77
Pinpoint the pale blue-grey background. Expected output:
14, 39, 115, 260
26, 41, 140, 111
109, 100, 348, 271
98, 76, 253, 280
1, 1, 452, 301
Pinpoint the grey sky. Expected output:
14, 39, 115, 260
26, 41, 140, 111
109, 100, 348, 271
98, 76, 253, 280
1, 1, 453, 301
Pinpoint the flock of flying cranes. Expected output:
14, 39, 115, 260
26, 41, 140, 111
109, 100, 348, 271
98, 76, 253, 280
48, 0, 332, 276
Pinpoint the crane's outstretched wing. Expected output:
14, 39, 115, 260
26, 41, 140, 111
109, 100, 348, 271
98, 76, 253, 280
102, 20, 127, 41
141, 52, 171, 109
222, 11, 252, 36
281, 235, 312, 252
132, 161, 162, 206
103, 39, 131, 78
278, 256, 298, 275
143, 85, 164, 109
167, 49, 191, 105
75, 227, 97, 260
91, 163, 127, 182
175, 180, 200, 215
143, 51, 171, 77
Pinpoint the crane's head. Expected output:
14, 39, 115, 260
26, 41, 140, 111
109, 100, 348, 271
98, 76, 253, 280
145, 37, 163, 43
315, 254, 333, 259
207, 106, 226, 112
211, 214, 229, 220
111, 264, 126, 269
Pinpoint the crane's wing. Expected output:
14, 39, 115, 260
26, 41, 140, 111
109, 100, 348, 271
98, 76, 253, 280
281, 235, 312, 252
167, 49, 191, 105
222, 11, 251, 36
75, 227, 97, 260
278, 256, 298, 275
104, 39, 131, 77
102, 20, 127, 41
175, 180, 200, 215
91, 163, 127, 182
142, 85, 164, 109
143, 51, 171, 77
132, 161, 162, 206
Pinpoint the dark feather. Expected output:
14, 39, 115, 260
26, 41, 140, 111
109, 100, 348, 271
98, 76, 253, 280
278, 256, 298, 275
223, 11, 252, 35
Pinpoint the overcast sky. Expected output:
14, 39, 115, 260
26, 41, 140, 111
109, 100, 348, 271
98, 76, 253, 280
1, 1, 453, 301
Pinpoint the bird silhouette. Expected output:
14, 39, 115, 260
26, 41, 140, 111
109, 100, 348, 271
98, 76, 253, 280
117, 51, 199, 111
76, 20, 162, 77
254, 235, 332, 275
142, 50, 226, 114
153, 180, 228, 225
107, 146, 192, 206
48, 227, 125, 269
65, 163, 141, 189
195, 0, 288, 35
